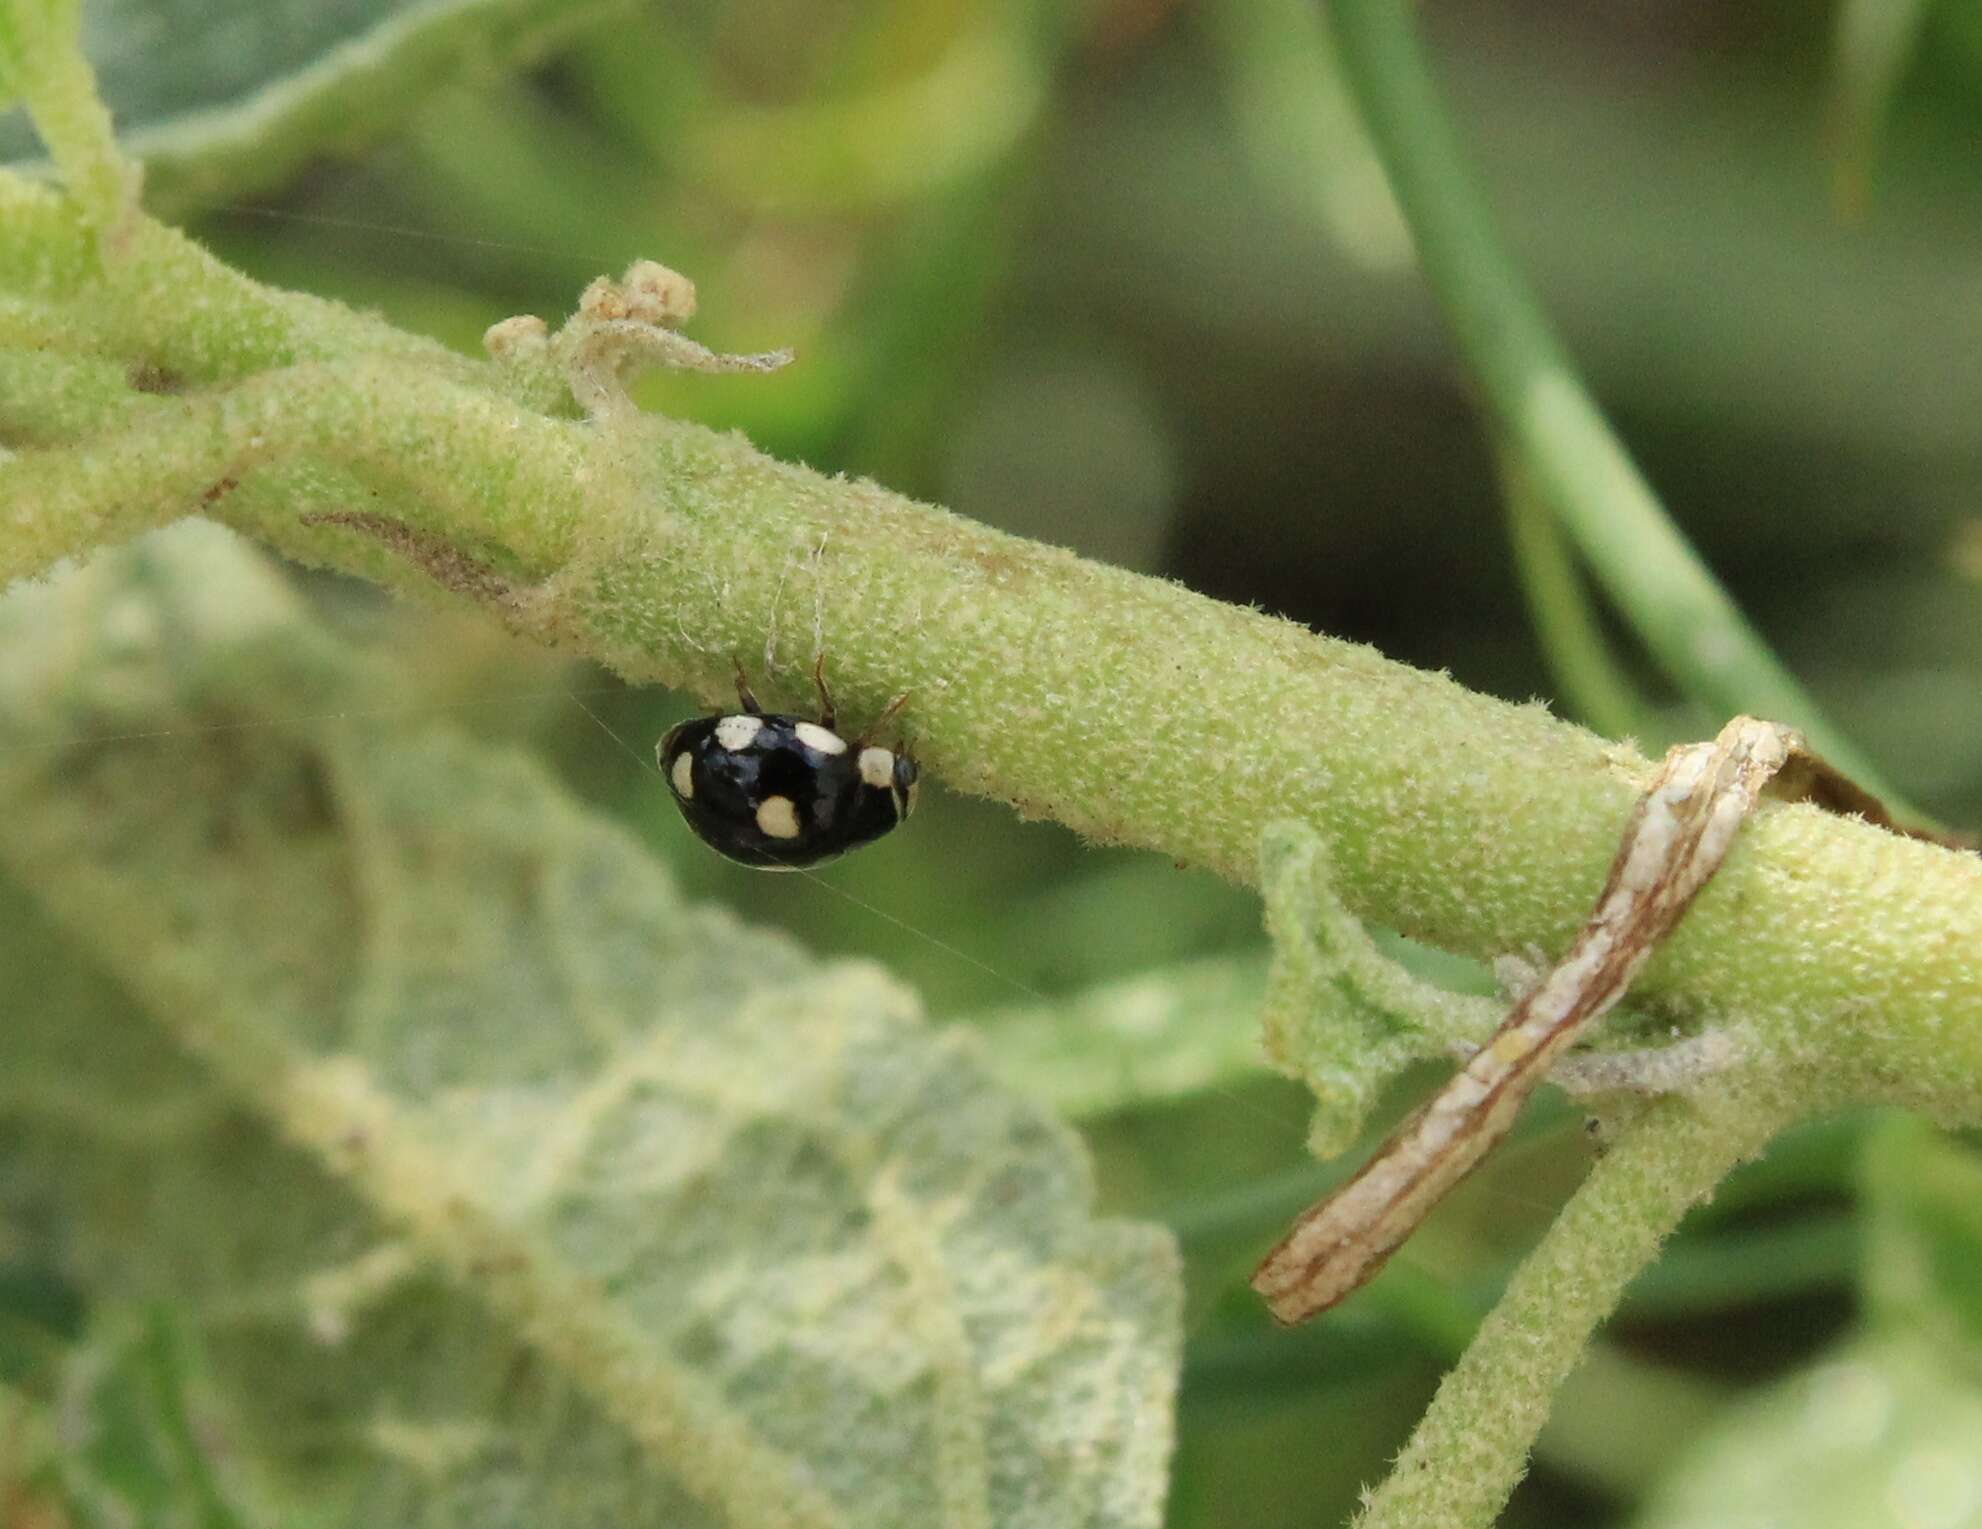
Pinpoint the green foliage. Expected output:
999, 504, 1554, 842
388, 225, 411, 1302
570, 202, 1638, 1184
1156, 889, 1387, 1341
1859, 1116, 1982, 1350
1635, 1120, 1982, 1529
975, 954, 1270, 1121
1325, 0, 1915, 811
1353, 1084, 1800, 1529
1258, 819, 1498, 1156
1830, 0, 1941, 213
6, 2, 1982, 1526
0, 0, 624, 213
1633, 1331, 1982, 1529
0, 524, 1182, 1526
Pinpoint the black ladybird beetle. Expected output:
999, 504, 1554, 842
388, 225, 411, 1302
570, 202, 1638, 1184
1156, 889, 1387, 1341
659, 658, 917, 870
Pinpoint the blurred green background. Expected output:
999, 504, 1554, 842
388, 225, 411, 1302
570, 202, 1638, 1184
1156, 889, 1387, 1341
16, 1, 1982, 1524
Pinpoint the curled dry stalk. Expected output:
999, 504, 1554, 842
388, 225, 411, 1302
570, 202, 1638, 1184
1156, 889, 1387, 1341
1258, 719, 1960, 1527
1255, 717, 1941, 1325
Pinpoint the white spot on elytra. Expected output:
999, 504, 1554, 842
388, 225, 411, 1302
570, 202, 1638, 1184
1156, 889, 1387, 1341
669, 751, 694, 799
714, 715, 762, 752
795, 721, 847, 755
859, 747, 895, 789
756, 795, 802, 839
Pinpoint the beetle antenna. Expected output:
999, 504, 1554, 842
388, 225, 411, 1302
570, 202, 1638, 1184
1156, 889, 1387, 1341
810, 653, 837, 730
730, 655, 762, 714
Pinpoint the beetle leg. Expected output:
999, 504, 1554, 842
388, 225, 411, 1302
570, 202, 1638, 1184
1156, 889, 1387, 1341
858, 690, 912, 747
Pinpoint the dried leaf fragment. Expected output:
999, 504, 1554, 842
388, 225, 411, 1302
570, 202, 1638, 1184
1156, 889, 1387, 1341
485, 259, 795, 420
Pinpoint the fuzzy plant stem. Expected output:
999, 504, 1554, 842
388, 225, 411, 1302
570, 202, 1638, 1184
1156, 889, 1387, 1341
2, 3, 1981, 1133
4, 197, 1982, 1123
1353, 1087, 1795, 1529
0, 0, 136, 244
1323, 0, 1914, 816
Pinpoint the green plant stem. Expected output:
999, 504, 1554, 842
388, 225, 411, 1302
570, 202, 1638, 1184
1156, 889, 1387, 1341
1353, 1087, 1795, 1529
0, 352, 588, 582
0, 0, 135, 245
1499, 447, 1662, 744
4, 177, 1982, 1127
1325, 0, 1917, 818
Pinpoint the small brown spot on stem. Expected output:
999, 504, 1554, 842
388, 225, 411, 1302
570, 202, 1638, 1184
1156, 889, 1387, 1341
128, 361, 184, 395
300, 511, 518, 610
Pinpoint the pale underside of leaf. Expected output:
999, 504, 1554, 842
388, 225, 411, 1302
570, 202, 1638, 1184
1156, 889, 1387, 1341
0, 521, 1181, 1528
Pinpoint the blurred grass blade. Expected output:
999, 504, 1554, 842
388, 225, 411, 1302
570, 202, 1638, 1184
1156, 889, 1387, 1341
1499, 446, 1668, 744
1200, 0, 1411, 273
40, 1308, 252, 1528
0, 523, 1183, 1528
1830, 0, 1937, 216
1325, 0, 1924, 821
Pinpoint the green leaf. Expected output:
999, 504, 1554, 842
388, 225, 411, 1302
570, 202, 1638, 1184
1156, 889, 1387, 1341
1636, 1120, 1982, 1529
0, 522, 1182, 1527
1632, 1333, 1982, 1529
1860, 1113, 1982, 1351
1258, 819, 1500, 1156
0, 0, 623, 214
975, 954, 1271, 1121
